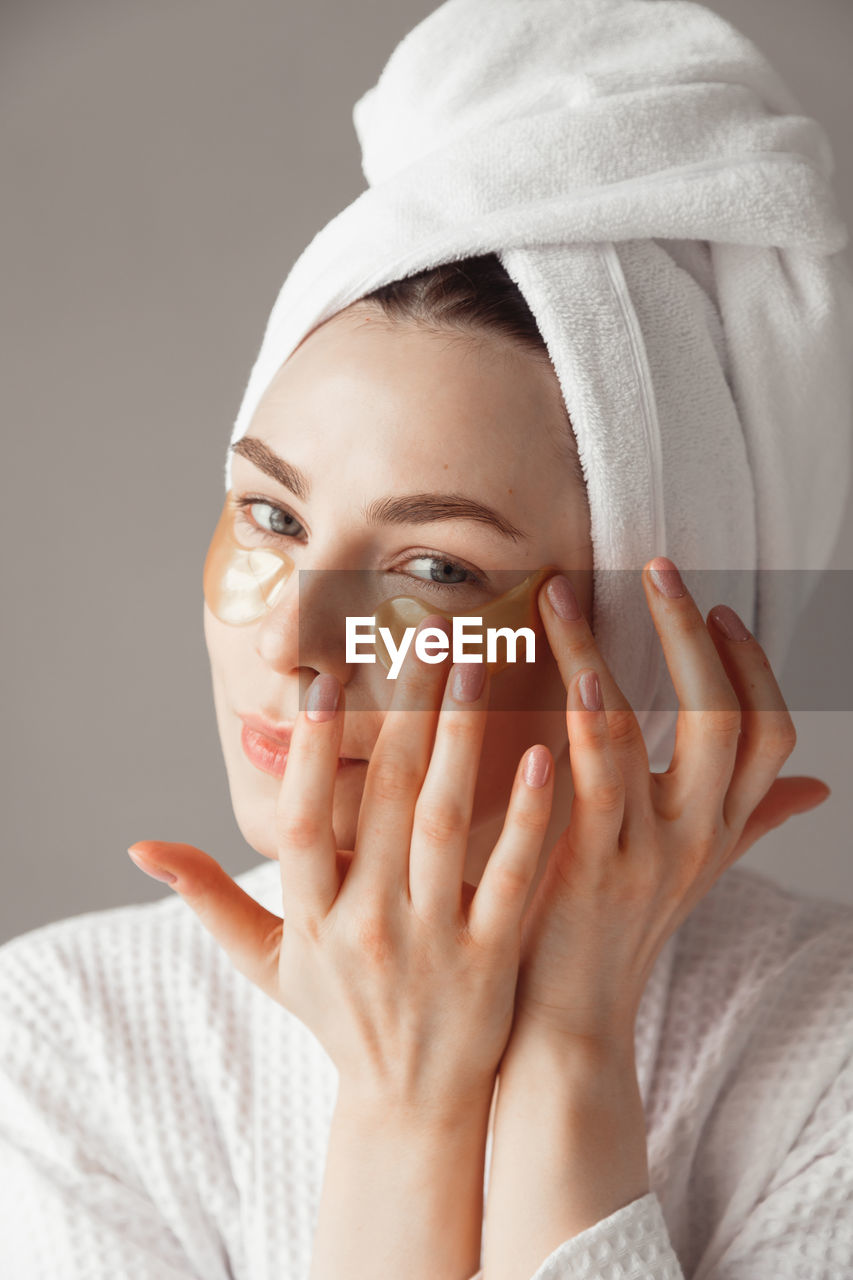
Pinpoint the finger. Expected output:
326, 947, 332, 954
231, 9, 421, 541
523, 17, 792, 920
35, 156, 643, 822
127, 841, 283, 1000
538, 573, 649, 818
705, 604, 799, 834
467, 744, 554, 944
555, 669, 627, 874
720, 775, 831, 867
346, 614, 451, 907
274, 671, 346, 930
408, 656, 491, 921
640, 559, 742, 818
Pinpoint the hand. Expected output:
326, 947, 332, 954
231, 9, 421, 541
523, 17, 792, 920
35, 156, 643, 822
127, 614, 555, 1119
508, 556, 831, 1051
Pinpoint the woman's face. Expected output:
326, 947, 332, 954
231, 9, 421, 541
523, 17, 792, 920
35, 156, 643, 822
204, 303, 593, 890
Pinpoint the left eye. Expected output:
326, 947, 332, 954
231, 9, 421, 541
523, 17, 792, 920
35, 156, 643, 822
401, 556, 482, 594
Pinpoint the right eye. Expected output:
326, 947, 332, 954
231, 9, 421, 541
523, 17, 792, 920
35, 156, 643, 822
234, 496, 304, 541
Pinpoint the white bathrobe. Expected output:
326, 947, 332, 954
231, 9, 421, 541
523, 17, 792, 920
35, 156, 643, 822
1, 859, 852, 1277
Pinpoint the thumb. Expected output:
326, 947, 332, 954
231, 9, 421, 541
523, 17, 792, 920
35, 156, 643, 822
127, 841, 283, 1001
729, 775, 831, 860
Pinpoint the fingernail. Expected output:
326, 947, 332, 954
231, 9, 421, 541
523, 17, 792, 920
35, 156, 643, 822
710, 604, 751, 642
127, 848, 177, 884
578, 670, 601, 711
546, 574, 581, 620
523, 746, 551, 788
649, 557, 686, 599
306, 673, 340, 721
451, 661, 486, 702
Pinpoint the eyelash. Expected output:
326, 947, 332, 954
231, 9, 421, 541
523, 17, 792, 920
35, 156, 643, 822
232, 495, 486, 595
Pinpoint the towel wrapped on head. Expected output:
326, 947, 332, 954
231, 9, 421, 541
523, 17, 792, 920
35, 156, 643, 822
225, 0, 853, 768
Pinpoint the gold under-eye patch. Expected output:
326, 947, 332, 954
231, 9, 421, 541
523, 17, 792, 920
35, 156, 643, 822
203, 490, 560, 672
203, 491, 296, 624
370, 564, 559, 674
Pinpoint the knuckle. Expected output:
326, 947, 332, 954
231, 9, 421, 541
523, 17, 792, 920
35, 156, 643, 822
511, 801, 551, 836
679, 609, 710, 645
678, 846, 712, 886
701, 703, 742, 740
415, 800, 467, 846
567, 630, 600, 665
489, 862, 531, 905
604, 706, 641, 748
589, 775, 625, 814
756, 714, 797, 761
435, 716, 473, 752
293, 729, 327, 765
279, 810, 324, 848
352, 913, 397, 967
694, 820, 722, 852
298, 913, 325, 946
680, 819, 724, 871
621, 856, 660, 905
368, 757, 422, 807
439, 708, 479, 744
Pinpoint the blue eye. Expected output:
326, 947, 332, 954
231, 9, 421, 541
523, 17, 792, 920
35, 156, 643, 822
232, 495, 484, 594
234, 496, 302, 538
400, 555, 483, 594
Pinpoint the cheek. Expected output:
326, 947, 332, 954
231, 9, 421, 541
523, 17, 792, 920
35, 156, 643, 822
470, 654, 569, 813
203, 601, 257, 692
483, 637, 567, 725
476, 711, 532, 798
202, 604, 261, 769
476, 705, 567, 778
203, 600, 233, 672
203, 605, 231, 721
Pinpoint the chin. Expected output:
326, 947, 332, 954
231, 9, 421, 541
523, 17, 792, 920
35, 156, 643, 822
228, 765, 365, 862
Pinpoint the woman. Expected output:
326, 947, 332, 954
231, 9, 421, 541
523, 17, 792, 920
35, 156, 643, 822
2, 2, 853, 1278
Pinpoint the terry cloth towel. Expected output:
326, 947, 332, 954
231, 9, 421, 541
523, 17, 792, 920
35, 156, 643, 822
224, 0, 853, 768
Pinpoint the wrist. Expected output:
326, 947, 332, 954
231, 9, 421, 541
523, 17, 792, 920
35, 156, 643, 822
312, 1078, 492, 1280
334, 1077, 495, 1141
503, 1012, 638, 1078
483, 1016, 649, 1277
497, 1017, 649, 1188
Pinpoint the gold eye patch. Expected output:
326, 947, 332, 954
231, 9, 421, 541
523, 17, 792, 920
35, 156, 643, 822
203, 491, 560, 673
203, 491, 296, 625
369, 564, 559, 674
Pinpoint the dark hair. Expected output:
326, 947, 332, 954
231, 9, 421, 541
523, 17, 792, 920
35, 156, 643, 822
357, 254, 585, 491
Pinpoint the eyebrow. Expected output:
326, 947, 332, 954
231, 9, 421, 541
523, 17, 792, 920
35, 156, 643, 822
229, 435, 529, 543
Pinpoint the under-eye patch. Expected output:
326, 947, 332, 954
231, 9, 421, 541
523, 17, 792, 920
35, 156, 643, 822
370, 564, 558, 674
203, 491, 560, 673
203, 491, 298, 624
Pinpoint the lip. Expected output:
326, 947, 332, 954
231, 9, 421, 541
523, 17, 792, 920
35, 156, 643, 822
238, 712, 367, 779
239, 711, 296, 750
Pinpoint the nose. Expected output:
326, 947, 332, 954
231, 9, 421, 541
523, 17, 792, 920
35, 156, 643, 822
254, 565, 370, 688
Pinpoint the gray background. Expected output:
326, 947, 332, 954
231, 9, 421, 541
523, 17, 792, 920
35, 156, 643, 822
2, 0, 852, 946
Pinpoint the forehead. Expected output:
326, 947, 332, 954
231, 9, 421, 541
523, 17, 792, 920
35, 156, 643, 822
233, 309, 591, 568
248, 306, 573, 473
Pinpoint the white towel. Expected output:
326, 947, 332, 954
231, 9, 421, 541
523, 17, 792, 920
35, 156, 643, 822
224, 0, 853, 768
